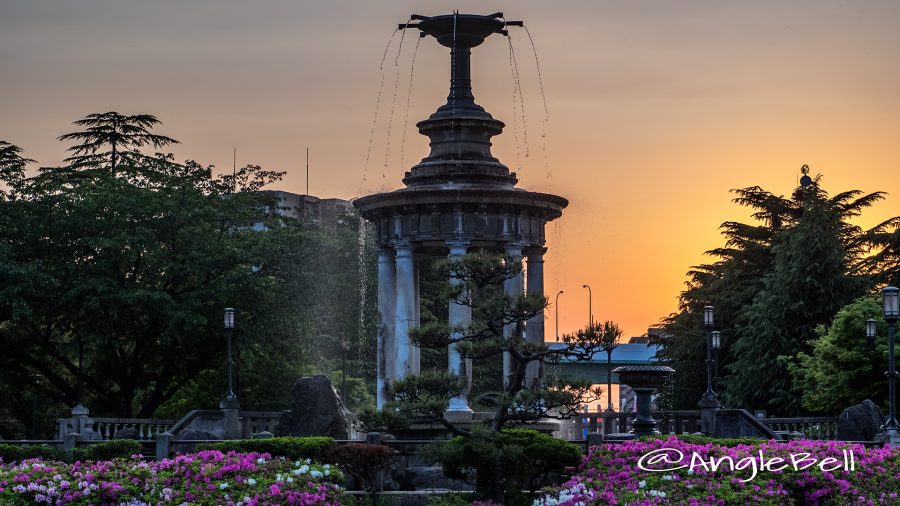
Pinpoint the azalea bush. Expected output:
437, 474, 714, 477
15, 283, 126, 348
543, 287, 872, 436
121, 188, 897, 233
0, 449, 343, 505
535, 436, 900, 505
197, 436, 336, 463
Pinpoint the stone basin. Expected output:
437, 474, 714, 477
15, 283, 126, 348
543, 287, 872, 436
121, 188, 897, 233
613, 365, 674, 389
613, 365, 674, 436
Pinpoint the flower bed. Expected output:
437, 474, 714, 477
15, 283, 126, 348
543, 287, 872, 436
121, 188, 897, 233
0, 450, 343, 505
535, 437, 900, 505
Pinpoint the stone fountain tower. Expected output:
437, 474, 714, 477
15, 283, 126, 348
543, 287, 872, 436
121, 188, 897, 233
354, 13, 568, 417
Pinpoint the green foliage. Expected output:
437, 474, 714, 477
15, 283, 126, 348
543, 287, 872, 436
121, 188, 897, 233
0, 439, 140, 464
425, 493, 472, 506
787, 296, 887, 414
0, 141, 33, 193
638, 434, 765, 446
0, 444, 66, 464
326, 443, 396, 503
195, 436, 335, 462
393, 253, 613, 436
658, 178, 899, 415
57, 112, 179, 170
437, 428, 580, 505
0, 117, 378, 431
728, 183, 868, 414
72, 439, 142, 462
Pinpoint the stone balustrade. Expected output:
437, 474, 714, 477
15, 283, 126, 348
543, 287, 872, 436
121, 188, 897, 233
759, 417, 839, 440
91, 418, 176, 440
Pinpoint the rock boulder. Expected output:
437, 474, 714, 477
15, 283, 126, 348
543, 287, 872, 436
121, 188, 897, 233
276, 375, 350, 439
836, 399, 884, 441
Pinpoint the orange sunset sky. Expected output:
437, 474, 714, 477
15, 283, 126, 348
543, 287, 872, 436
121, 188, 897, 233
2, 1, 899, 339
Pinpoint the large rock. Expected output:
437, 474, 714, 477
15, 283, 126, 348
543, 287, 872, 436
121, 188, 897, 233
276, 375, 350, 439
837, 399, 884, 441
113, 428, 139, 440
177, 429, 219, 441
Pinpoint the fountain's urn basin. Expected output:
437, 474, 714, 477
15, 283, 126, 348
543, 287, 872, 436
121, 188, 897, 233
613, 365, 675, 436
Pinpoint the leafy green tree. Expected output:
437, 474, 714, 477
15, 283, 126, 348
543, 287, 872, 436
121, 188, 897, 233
658, 176, 898, 415
57, 112, 178, 170
656, 186, 792, 408
787, 296, 887, 414
0, 117, 379, 434
0, 154, 289, 417
727, 181, 872, 414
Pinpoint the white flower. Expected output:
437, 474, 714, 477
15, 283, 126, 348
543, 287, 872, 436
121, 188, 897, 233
219, 483, 229, 490
247, 478, 257, 486
638, 480, 647, 488
256, 457, 266, 464
310, 470, 323, 478
662, 474, 674, 481
286, 477, 294, 483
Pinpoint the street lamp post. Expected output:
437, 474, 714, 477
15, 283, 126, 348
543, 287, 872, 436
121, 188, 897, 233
882, 287, 899, 440
711, 330, 721, 395
223, 308, 237, 403
698, 305, 720, 435
555, 290, 564, 341
867, 317, 877, 400
701, 306, 718, 402
582, 285, 592, 328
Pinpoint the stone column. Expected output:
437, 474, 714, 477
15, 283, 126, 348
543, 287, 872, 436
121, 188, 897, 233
411, 255, 422, 374
503, 243, 525, 389
447, 240, 473, 417
395, 242, 417, 381
376, 248, 396, 410
525, 248, 546, 389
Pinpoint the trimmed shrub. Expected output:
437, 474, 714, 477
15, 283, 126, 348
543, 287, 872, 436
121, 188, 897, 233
73, 439, 142, 461
426, 493, 471, 506
327, 443, 396, 504
437, 428, 582, 505
0, 444, 66, 464
0, 439, 140, 464
196, 436, 335, 462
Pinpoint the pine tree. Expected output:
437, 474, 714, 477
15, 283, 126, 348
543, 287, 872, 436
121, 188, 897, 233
57, 112, 178, 170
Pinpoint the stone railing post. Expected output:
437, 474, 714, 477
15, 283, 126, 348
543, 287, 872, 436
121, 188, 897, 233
64, 432, 80, 453
221, 399, 240, 439
156, 432, 173, 461
698, 398, 719, 435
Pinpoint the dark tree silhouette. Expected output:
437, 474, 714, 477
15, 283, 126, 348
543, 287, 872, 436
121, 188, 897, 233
58, 112, 179, 170
657, 175, 900, 415
0, 141, 34, 190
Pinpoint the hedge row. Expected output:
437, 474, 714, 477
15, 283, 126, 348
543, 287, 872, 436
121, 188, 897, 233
0, 439, 141, 463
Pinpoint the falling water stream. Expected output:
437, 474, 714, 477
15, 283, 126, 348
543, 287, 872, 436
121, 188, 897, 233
523, 26, 552, 187
359, 28, 400, 194
380, 22, 412, 190
507, 35, 529, 162
506, 36, 523, 171
398, 37, 421, 171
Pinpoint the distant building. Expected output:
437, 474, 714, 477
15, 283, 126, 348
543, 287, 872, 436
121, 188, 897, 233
253, 190, 354, 230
